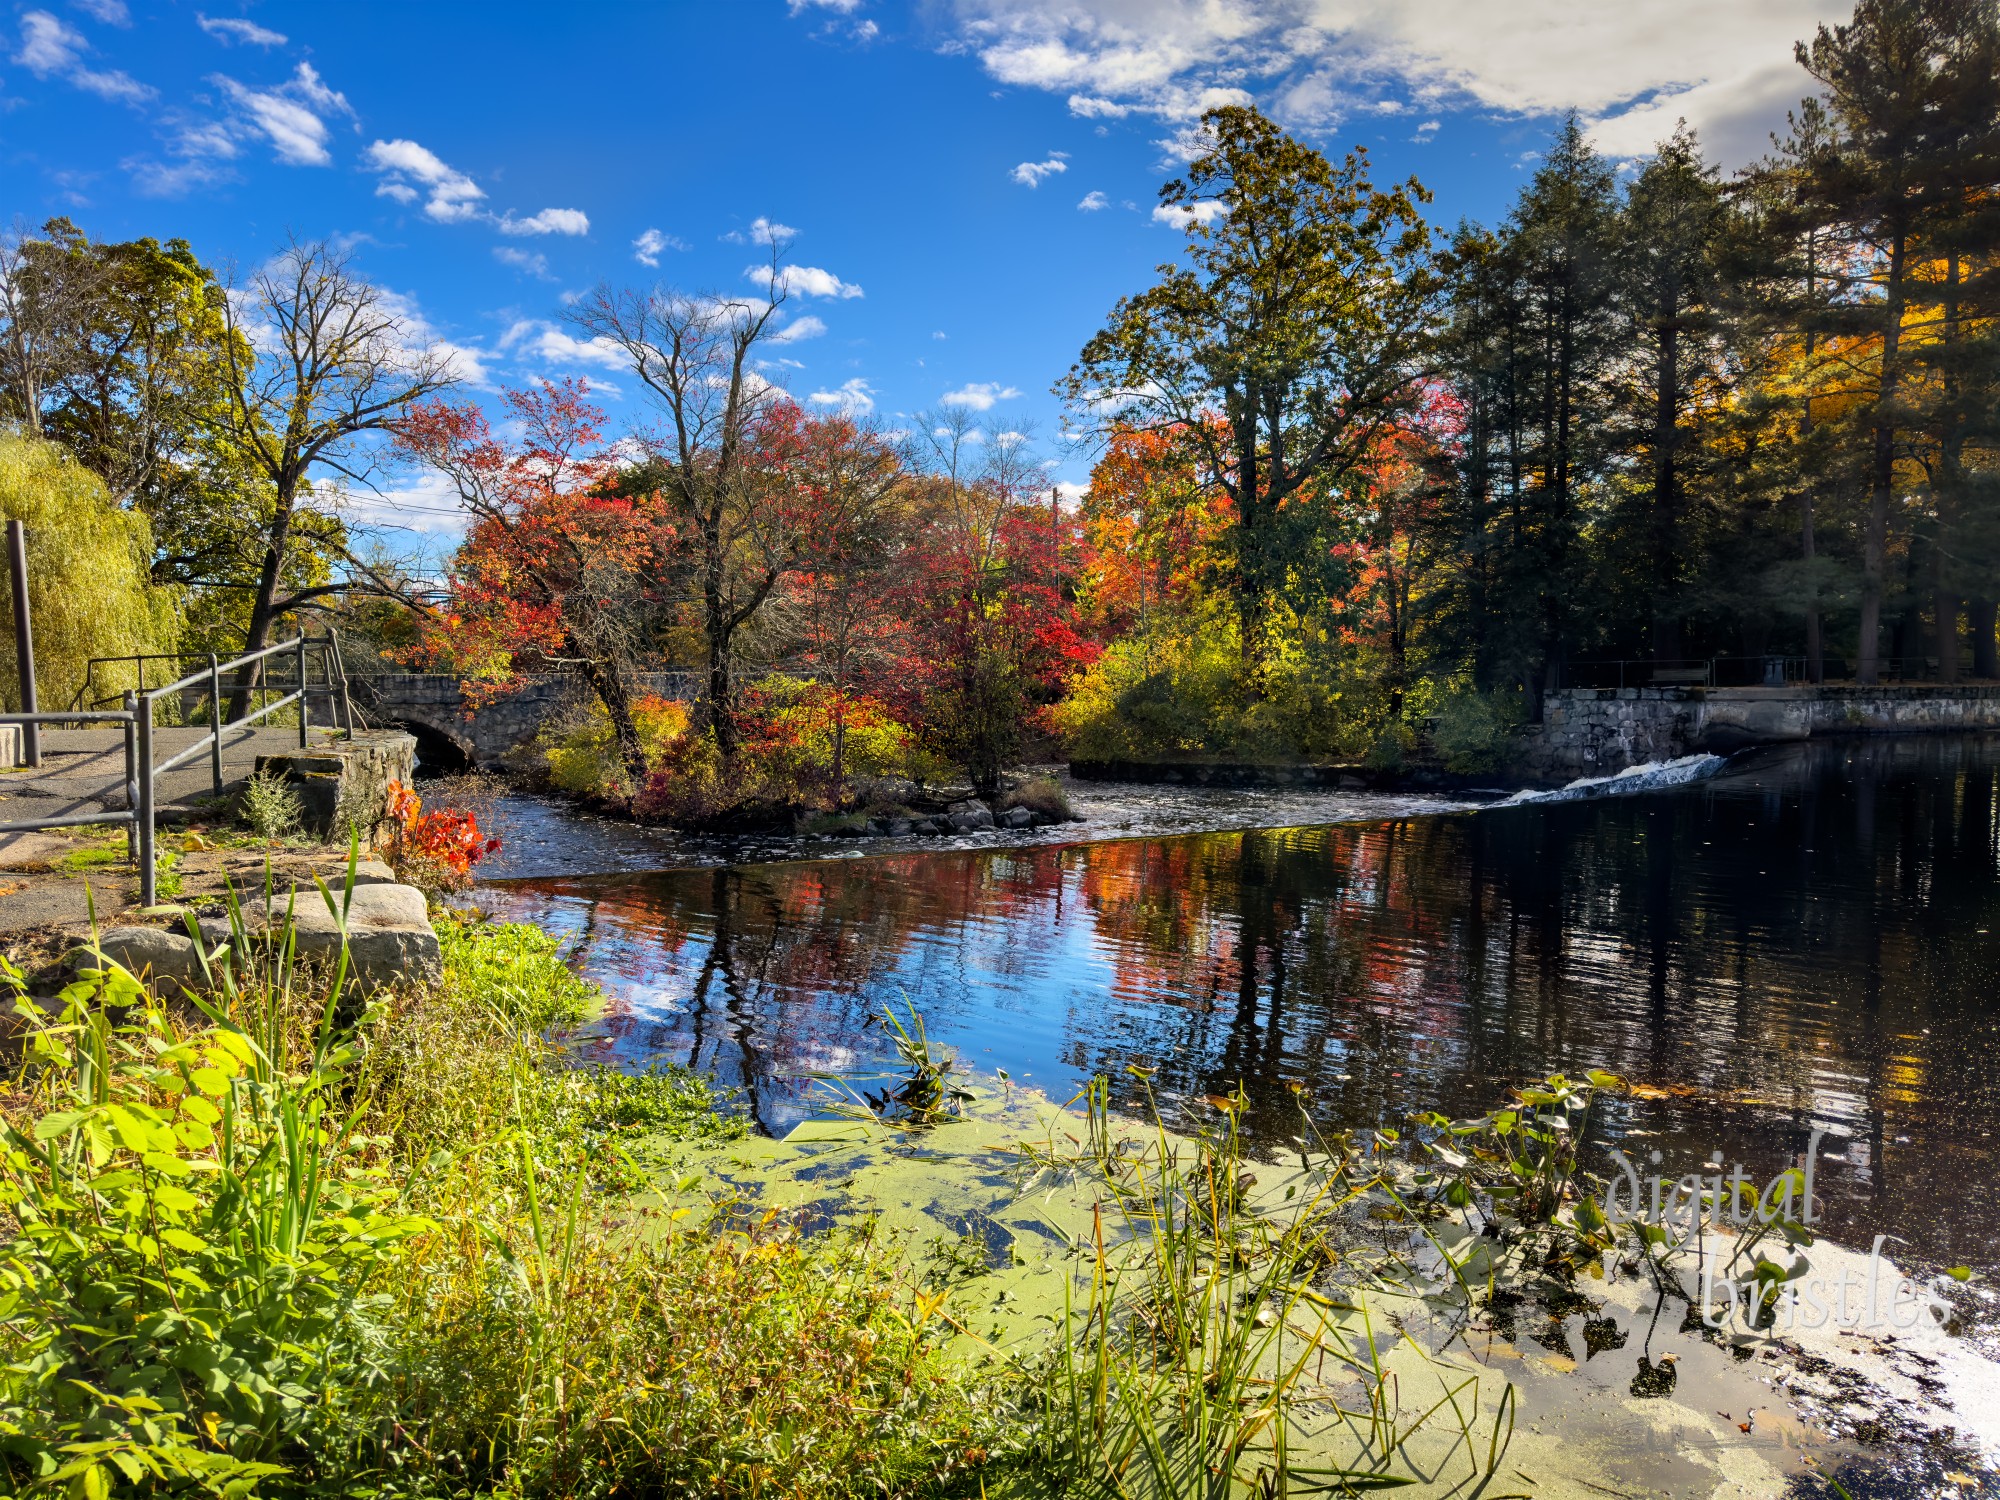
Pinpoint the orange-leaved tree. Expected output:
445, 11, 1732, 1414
396, 379, 673, 783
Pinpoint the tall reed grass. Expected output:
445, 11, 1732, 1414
0, 876, 1008, 1498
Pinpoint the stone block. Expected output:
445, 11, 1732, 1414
0, 724, 19, 767
255, 730, 416, 843
198, 880, 441, 991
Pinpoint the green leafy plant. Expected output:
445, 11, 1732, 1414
238, 769, 303, 842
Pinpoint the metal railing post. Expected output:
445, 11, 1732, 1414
327, 629, 355, 737
208, 653, 224, 795
7, 519, 40, 767
122, 691, 137, 863
136, 692, 156, 907
297, 634, 310, 748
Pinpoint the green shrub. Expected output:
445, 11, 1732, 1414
1364, 721, 1415, 772
1428, 687, 1521, 774
239, 768, 303, 840
542, 693, 686, 801
0, 896, 999, 1500
0, 946, 430, 1498
1056, 610, 1375, 763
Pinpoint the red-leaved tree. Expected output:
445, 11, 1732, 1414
396, 379, 671, 781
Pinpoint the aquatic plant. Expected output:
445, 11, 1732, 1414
825, 1000, 977, 1128
1012, 1074, 1521, 1499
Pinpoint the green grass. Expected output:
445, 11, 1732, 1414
53, 844, 125, 873
0, 889, 997, 1500
436, 907, 600, 1030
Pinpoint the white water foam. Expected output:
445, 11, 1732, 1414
1498, 752, 1728, 806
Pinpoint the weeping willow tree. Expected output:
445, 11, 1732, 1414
0, 433, 179, 712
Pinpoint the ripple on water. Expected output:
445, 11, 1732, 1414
478, 735, 2000, 1279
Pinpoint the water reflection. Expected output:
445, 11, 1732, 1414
481, 735, 2000, 1275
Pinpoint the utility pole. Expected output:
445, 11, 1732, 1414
6, 519, 39, 766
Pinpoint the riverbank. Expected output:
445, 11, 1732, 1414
446, 769, 1486, 880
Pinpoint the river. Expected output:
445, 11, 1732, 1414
472, 734, 2000, 1281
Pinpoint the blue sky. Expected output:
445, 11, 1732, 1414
1, 0, 1850, 549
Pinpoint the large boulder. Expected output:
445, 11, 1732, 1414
196, 881, 441, 991
92, 925, 205, 995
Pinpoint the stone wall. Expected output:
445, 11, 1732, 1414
1516, 684, 2000, 781
254, 729, 417, 841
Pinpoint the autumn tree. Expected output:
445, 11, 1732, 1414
900, 416, 1093, 794
1064, 105, 1440, 681
397, 380, 665, 782
775, 413, 910, 794
215, 238, 457, 712
1780, 0, 2000, 681
566, 262, 802, 760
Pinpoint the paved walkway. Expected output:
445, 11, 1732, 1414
1, 724, 349, 833
1, 725, 354, 939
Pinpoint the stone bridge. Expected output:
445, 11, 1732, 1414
349, 672, 697, 772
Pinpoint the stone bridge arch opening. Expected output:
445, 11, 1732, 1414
393, 719, 475, 776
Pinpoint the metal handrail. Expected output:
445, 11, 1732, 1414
5, 632, 355, 905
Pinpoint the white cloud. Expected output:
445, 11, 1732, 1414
727, 215, 796, 246
493, 246, 551, 278
1067, 93, 1129, 118
16, 10, 83, 72
789, 0, 862, 10
940, 381, 1021, 410
631, 227, 685, 266
749, 262, 864, 299
497, 318, 629, 372
15, 10, 152, 103
1055, 480, 1088, 504
808, 377, 875, 414
365, 137, 486, 222
1152, 200, 1227, 229
945, 0, 1847, 168
73, 0, 130, 23
70, 62, 152, 102
1077, 189, 1108, 211
498, 207, 590, 237
853, 18, 879, 40
197, 12, 287, 46
769, 314, 827, 343
336, 470, 475, 538
1010, 151, 1068, 186
215, 63, 352, 165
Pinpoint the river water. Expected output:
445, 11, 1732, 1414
475, 735, 2000, 1280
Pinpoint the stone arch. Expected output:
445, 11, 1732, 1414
391, 718, 475, 775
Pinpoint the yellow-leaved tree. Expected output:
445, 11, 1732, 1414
0, 433, 178, 712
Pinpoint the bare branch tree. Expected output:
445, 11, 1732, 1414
566, 247, 792, 759
215, 237, 457, 712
